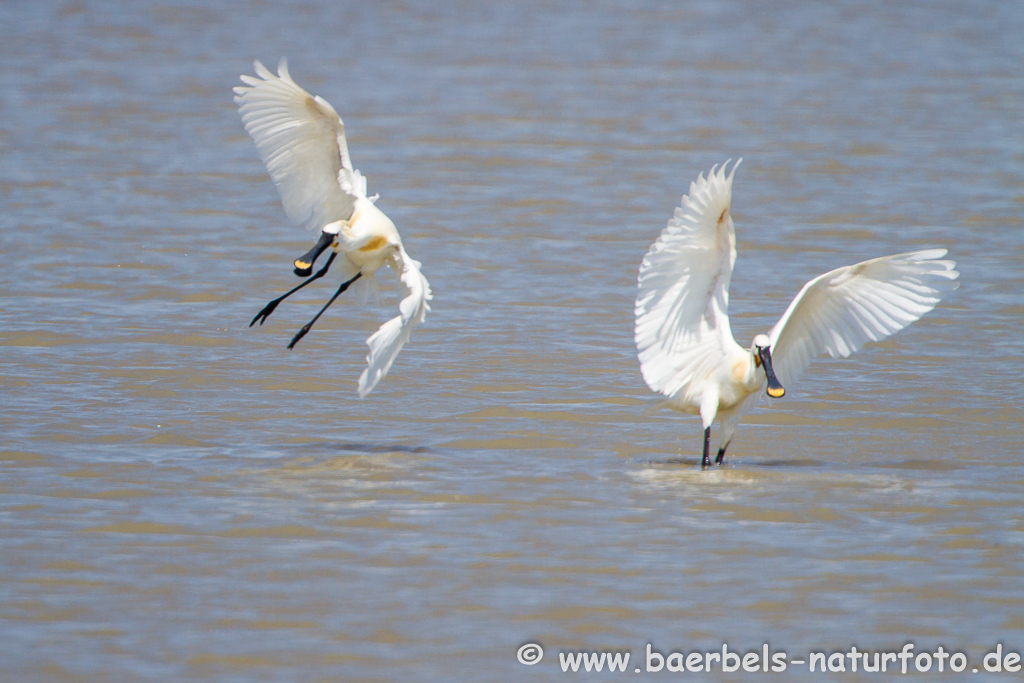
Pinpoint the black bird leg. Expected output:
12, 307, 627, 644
715, 439, 731, 465
287, 271, 363, 349
250, 252, 337, 327
701, 427, 712, 468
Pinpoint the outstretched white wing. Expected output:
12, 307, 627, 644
635, 161, 742, 398
358, 246, 432, 398
234, 59, 362, 232
768, 249, 959, 387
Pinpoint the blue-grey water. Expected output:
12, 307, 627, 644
1, 1, 1023, 681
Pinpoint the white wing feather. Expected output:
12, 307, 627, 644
234, 59, 361, 231
768, 249, 959, 387
635, 161, 742, 398
358, 247, 432, 398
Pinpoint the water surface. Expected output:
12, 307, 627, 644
1, 1, 1023, 680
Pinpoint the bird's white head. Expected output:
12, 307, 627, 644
752, 333, 771, 349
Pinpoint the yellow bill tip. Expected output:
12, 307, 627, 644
767, 386, 786, 398
294, 258, 312, 269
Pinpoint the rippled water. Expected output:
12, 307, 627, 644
2, 1, 1023, 680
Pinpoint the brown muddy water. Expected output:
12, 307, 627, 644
1, 1, 1023, 681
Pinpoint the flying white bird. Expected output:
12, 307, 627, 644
634, 160, 959, 467
235, 59, 431, 398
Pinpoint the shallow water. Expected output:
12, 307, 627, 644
1, 1, 1023, 681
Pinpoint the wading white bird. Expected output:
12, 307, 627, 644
635, 160, 959, 467
235, 59, 431, 398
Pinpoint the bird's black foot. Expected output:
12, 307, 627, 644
287, 323, 313, 349
714, 439, 731, 466
250, 300, 281, 327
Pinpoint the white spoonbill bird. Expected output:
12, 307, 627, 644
635, 160, 959, 467
235, 59, 431, 398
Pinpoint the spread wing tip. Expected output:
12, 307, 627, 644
356, 249, 431, 398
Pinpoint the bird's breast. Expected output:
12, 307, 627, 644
716, 356, 759, 409
334, 198, 401, 272
358, 235, 390, 253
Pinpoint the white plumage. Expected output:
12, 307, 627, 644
235, 59, 431, 398
635, 161, 959, 466
767, 249, 956, 388
236, 59, 357, 233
